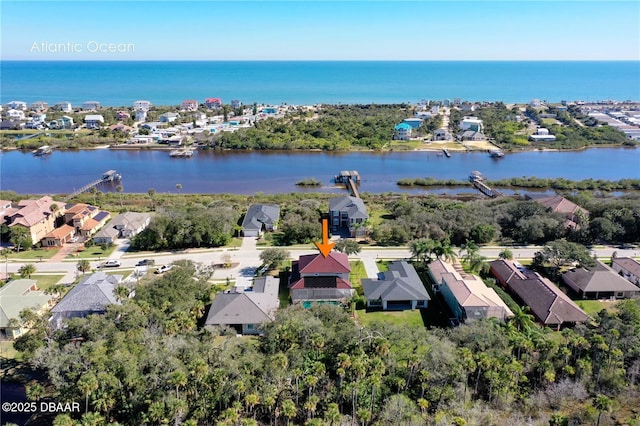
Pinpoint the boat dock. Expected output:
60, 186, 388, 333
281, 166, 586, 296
442, 149, 451, 158
33, 145, 52, 156
469, 171, 502, 198
63, 170, 122, 202
334, 170, 361, 198
169, 149, 194, 158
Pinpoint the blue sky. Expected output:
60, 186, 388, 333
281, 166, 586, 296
2, 1, 639, 60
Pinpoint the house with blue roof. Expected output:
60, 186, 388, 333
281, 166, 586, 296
393, 122, 413, 140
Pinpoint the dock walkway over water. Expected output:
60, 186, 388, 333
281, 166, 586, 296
469, 170, 502, 198
335, 170, 361, 198
63, 170, 121, 202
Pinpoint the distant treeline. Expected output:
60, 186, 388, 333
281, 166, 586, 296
397, 177, 640, 191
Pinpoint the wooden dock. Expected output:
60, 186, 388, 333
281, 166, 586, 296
63, 170, 122, 202
335, 170, 361, 198
469, 171, 501, 198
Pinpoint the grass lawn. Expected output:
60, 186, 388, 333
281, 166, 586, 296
388, 140, 426, 150
68, 244, 117, 260
4, 248, 58, 261
31, 274, 65, 291
376, 260, 390, 273
278, 271, 291, 308
225, 238, 243, 248
355, 309, 425, 328
577, 300, 619, 317
0, 341, 20, 361
350, 261, 367, 295
367, 207, 389, 228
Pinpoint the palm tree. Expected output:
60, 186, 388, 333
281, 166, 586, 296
281, 399, 296, 426
435, 237, 457, 263
114, 285, 130, 302
115, 185, 124, 208
510, 305, 536, 333
77, 373, 99, 414
499, 248, 514, 260
26, 382, 45, 401
148, 188, 156, 210
324, 403, 341, 426
593, 394, 612, 426
77, 259, 91, 274
18, 263, 36, 278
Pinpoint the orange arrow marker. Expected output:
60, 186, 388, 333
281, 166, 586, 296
315, 218, 335, 258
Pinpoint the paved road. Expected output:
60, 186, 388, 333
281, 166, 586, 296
4, 242, 639, 286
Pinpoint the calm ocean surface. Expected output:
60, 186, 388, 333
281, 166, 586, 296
1, 61, 639, 106
1, 148, 638, 195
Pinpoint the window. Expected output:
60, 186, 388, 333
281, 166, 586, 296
247, 324, 254, 330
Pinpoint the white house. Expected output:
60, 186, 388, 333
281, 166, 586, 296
84, 114, 105, 129
394, 123, 412, 140
181, 100, 199, 111
403, 118, 423, 129
29, 101, 48, 112
53, 102, 73, 113
433, 128, 452, 141
529, 127, 556, 142
7, 101, 27, 110
6, 109, 26, 121
612, 258, 640, 286
231, 99, 242, 108
460, 117, 483, 132
135, 110, 148, 122
159, 112, 179, 123
82, 101, 101, 111
133, 100, 152, 111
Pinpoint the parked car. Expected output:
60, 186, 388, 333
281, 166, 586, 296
155, 264, 173, 274
136, 259, 156, 267
101, 260, 121, 268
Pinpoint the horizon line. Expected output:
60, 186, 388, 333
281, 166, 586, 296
2, 58, 639, 62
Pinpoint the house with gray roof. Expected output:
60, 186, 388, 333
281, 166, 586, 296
329, 196, 368, 238
361, 261, 430, 310
612, 257, 640, 287
93, 212, 152, 244
50, 272, 123, 329
0, 279, 54, 339
490, 259, 588, 328
204, 276, 279, 334
562, 260, 640, 299
241, 204, 280, 237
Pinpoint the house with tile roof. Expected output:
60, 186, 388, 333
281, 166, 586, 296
612, 257, 640, 287
42, 224, 76, 248
428, 259, 513, 323
490, 259, 588, 328
204, 276, 279, 334
50, 272, 123, 329
530, 195, 589, 229
289, 252, 354, 305
241, 204, 280, 237
361, 261, 430, 310
329, 196, 368, 238
562, 260, 640, 299
4, 196, 66, 245
0, 279, 54, 339
205, 98, 223, 108
63, 203, 110, 239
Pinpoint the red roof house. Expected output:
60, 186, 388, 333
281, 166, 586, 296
289, 252, 353, 305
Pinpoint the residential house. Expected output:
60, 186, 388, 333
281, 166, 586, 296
529, 127, 557, 142
116, 110, 131, 121
433, 128, 452, 141
457, 130, 486, 141
159, 112, 179, 123
52, 102, 73, 113
393, 122, 412, 140
141, 122, 164, 132
204, 276, 279, 334
562, 260, 640, 299
127, 135, 156, 145
490, 259, 588, 328
62, 203, 110, 239
0, 200, 12, 216
205, 98, 222, 108
415, 111, 433, 120
0, 279, 54, 339
41, 224, 76, 248
48, 116, 74, 130
50, 272, 124, 329
530, 194, 589, 229
4, 196, 66, 245
7, 101, 27, 110
29, 101, 48, 112
108, 123, 134, 134
6, 109, 26, 121
133, 100, 152, 111
92, 212, 152, 244
0, 120, 21, 130
460, 117, 483, 132
361, 261, 431, 310
403, 118, 424, 129
181, 99, 199, 111
241, 204, 280, 237
612, 257, 640, 286
231, 99, 242, 109
289, 252, 354, 305
82, 101, 101, 111
84, 114, 105, 129
428, 259, 513, 323
329, 196, 368, 238
135, 110, 148, 122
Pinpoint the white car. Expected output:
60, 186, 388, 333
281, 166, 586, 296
102, 260, 121, 268
155, 265, 173, 274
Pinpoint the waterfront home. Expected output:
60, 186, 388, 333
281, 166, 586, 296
159, 112, 179, 123
92, 212, 152, 244
0, 279, 54, 339
116, 110, 131, 120
403, 117, 424, 129
50, 272, 124, 329
52, 101, 73, 113
41, 224, 76, 248
329, 196, 368, 238
181, 99, 199, 111
48, 116, 74, 130
460, 117, 483, 132
428, 259, 513, 323
361, 261, 430, 310
84, 114, 105, 129
108, 123, 134, 134
29, 101, 48, 112
135, 110, 147, 122
562, 260, 640, 299
457, 130, 486, 141
4, 196, 65, 245
489, 259, 588, 329
133, 100, 152, 111
241, 204, 280, 237
6, 109, 26, 121
612, 257, 640, 286
205, 98, 222, 108
231, 99, 242, 109
141, 121, 164, 132
393, 122, 412, 140
204, 276, 279, 335
82, 101, 101, 111
529, 127, 557, 142
289, 252, 354, 306
7, 101, 27, 110
529, 194, 588, 229
433, 128, 452, 141
127, 135, 155, 145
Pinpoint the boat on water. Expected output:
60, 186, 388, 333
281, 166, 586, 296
442, 149, 451, 158
33, 145, 52, 156
469, 170, 486, 182
102, 170, 122, 182
169, 149, 194, 158
489, 149, 505, 158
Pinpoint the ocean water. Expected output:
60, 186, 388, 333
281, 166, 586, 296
1, 61, 638, 106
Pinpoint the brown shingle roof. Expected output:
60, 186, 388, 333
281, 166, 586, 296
562, 260, 640, 294
612, 257, 640, 278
